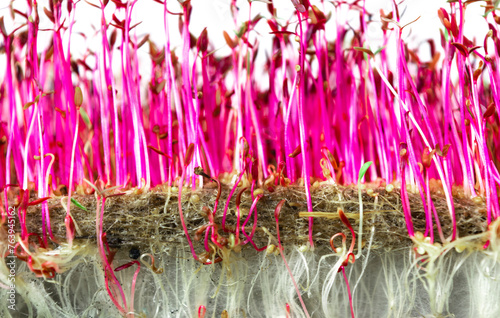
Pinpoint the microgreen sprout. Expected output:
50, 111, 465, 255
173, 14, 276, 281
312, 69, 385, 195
114, 260, 141, 316
70, 198, 88, 212
139, 253, 164, 274
330, 208, 356, 318
330, 208, 356, 270
177, 143, 199, 261
356, 161, 372, 257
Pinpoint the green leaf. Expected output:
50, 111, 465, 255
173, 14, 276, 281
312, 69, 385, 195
235, 21, 248, 39
71, 197, 88, 211
23, 101, 34, 110
373, 46, 386, 56
358, 161, 373, 183
74, 86, 83, 107
79, 107, 91, 128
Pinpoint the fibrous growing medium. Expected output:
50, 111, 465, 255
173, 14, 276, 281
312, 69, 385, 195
1, 0, 500, 317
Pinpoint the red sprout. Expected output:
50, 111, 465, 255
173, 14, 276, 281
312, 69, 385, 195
140, 253, 164, 274
241, 193, 266, 251
330, 232, 347, 254
177, 143, 199, 261
329, 208, 356, 317
115, 260, 141, 315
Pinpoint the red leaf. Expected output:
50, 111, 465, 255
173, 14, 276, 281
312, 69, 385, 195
451, 42, 469, 57
484, 103, 496, 118
288, 144, 302, 158
223, 31, 237, 49
148, 145, 170, 157
468, 45, 482, 54
422, 148, 436, 168
338, 208, 353, 231
28, 196, 51, 206
0, 16, 7, 36
115, 261, 139, 272
196, 28, 208, 52
184, 143, 195, 167
235, 187, 248, 207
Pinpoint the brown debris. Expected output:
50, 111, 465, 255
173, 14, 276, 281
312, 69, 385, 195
18, 185, 487, 252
